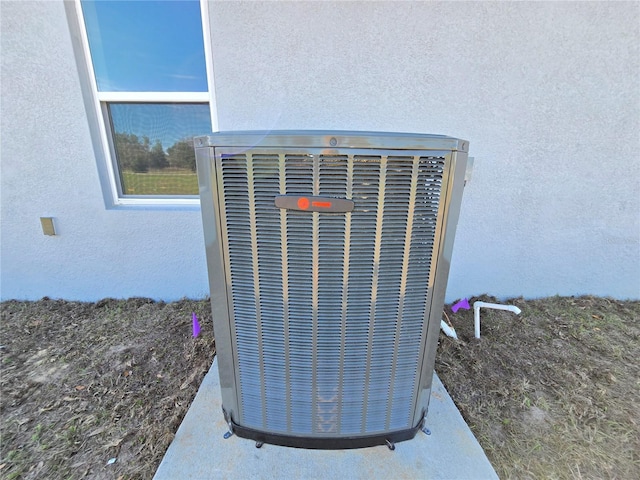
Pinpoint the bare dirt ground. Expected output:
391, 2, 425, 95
1, 298, 215, 479
1, 295, 639, 479
436, 296, 640, 479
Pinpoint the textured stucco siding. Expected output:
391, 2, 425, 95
1, 1, 638, 301
207, 1, 640, 300
1, 1, 209, 301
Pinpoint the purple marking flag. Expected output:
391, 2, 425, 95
192, 312, 201, 338
452, 298, 471, 313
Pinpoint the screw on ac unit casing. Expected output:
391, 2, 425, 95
330, 137, 337, 146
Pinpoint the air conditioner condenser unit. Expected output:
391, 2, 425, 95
195, 131, 469, 449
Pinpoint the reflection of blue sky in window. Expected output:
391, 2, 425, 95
81, 0, 207, 92
109, 104, 211, 150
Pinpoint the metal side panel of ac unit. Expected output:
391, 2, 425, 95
196, 131, 468, 449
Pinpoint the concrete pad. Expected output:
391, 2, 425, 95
154, 358, 498, 480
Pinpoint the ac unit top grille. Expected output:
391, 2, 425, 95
196, 130, 468, 153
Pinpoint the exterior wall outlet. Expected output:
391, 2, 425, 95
40, 217, 56, 236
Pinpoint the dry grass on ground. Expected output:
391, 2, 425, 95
1, 296, 639, 479
1, 298, 215, 479
436, 296, 640, 479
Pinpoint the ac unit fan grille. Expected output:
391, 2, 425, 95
218, 151, 445, 436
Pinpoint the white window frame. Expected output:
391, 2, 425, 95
71, 0, 218, 207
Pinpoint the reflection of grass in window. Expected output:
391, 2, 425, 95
122, 169, 198, 195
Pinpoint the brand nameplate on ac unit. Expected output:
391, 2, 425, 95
275, 195, 354, 213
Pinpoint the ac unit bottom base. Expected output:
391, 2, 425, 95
224, 408, 425, 450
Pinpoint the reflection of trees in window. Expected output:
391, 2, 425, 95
114, 133, 151, 173
114, 133, 195, 173
150, 141, 169, 169
167, 139, 196, 172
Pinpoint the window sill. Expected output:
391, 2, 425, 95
106, 197, 201, 211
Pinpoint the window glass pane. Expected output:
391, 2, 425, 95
109, 103, 211, 195
81, 1, 207, 92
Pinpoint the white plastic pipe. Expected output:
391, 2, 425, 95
473, 301, 522, 339
440, 319, 458, 339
